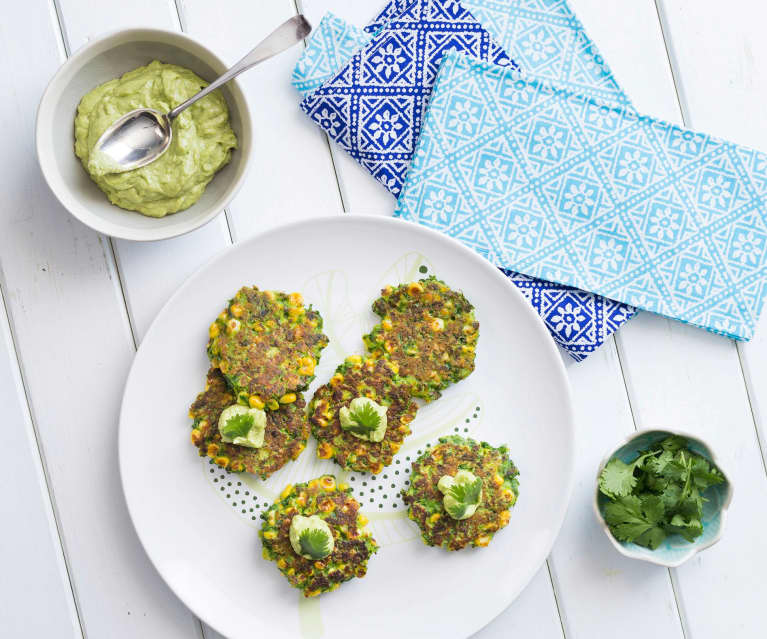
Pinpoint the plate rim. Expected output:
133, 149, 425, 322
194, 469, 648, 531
118, 214, 575, 638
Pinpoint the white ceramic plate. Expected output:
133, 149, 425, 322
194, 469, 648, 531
119, 215, 575, 639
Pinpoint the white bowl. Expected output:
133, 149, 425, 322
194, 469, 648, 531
36, 28, 252, 241
593, 428, 733, 568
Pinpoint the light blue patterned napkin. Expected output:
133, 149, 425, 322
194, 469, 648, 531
291, 13, 372, 97
462, 0, 632, 107
395, 53, 767, 340
292, 0, 639, 361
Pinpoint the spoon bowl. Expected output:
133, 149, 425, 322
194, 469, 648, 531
92, 109, 171, 173
93, 15, 310, 173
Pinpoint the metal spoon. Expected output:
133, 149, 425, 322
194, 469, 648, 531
92, 15, 311, 174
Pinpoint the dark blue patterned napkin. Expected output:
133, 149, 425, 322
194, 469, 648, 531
300, 0, 514, 197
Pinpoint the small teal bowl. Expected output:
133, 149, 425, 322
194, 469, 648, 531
593, 428, 733, 568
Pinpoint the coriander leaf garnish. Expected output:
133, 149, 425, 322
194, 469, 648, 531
339, 397, 387, 440
439, 471, 483, 520
447, 476, 483, 505
298, 527, 332, 560
346, 401, 381, 431
220, 412, 255, 439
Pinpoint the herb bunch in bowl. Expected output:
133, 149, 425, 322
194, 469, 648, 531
598, 436, 725, 550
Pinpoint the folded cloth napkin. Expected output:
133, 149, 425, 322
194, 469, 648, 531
299, 0, 514, 197
395, 53, 767, 340
293, 0, 639, 361
292, 13, 372, 97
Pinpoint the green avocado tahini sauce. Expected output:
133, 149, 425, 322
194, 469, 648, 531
74, 60, 238, 218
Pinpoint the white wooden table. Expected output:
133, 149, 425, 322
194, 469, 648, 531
2, 1, 766, 637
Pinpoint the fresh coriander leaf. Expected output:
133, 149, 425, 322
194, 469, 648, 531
599, 459, 638, 498
644, 472, 670, 493
660, 436, 688, 453
220, 412, 255, 439
645, 449, 674, 476
639, 494, 665, 524
604, 495, 666, 548
298, 527, 332, 560
342, 402, 381, 435
666, 514, 703, 542
660, 482, 682, 511
634, 526, 667, 550
660, 454, 688, 484
689, 455, 725, 491
677, 486, 704, 519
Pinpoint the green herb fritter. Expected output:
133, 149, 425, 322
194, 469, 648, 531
363, 276, 478, 401
207, 287, 329, 406
260, 475, 379, 597
310, 355, 418, 474
189, 367, 308, 478
402, 436, 519, 550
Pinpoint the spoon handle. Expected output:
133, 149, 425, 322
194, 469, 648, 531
168, 14, 311, 120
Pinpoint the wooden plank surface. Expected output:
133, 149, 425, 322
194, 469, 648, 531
0, 0, 210, 636
0, 288, 81, 637
2, 0, 766, 637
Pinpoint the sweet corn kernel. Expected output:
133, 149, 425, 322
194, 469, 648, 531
280, 484, 294, 499
320, 476, 336, 491
492, 474, 504, 486
429, 513, 441, 524
407, 282, 424, 295
262, 530, 277, 540
214, 456, 230, 468
227, 318, 241, 334
358, 514, 369, 527
345, 355, 362, 365
382, 317, 393, 330
229, 303, 244, 318
499, 510, 511, 526
279, 393, 297, 404
289, 292, 304, 306
475, 534, 491, 547
317, 442, 333, 459
276, 558, 287, 569
330, 373, 344, 387
208, 323, 219, 338
267, 399, 280, 410
338, 482, 349, 492
264, 291, 276, 301
206, 443, 219, 457
248, 395, 265, 410
430, 317, 445, 331
318, 498, 335, 512
190, 429, 202, 445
